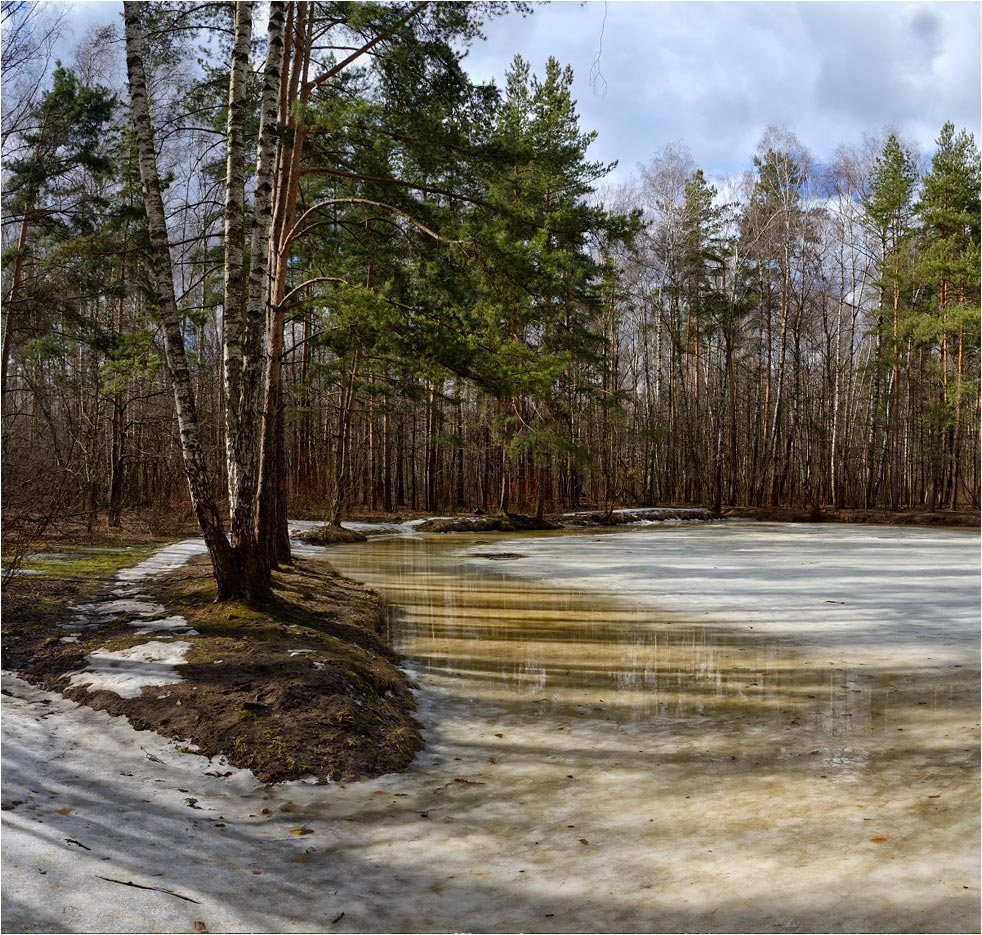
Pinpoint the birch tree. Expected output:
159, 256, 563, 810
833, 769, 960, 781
123, 1, 240, 597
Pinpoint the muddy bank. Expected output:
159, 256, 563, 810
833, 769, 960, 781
723, 504, 980, 528
295, 524, 368, 545
416, 512, 559, 533
4, 549, 421, 783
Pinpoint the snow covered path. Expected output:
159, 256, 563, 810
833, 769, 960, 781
2, 522, 979, 933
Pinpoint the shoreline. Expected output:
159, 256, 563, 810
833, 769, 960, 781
3, 545, 422, 784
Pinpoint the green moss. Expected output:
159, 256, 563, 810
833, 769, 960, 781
2, 541, 171, 672
5, 544, 161, 581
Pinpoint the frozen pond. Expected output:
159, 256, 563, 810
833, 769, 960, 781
2, 522, 979, 933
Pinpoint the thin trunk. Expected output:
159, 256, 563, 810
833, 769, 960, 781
259, 1, 310, 565
123, 3, 238, 598
223, 0, 252, 515
329, 354, 359, 526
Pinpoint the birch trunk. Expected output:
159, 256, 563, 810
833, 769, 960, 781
223, 0, 252, 517
123, 3, 239, 598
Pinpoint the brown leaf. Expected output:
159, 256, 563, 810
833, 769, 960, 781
56, 808, 72, 816
494, 733, 504, 738
870, 836, 887, 843
292, 857, 307, 863
194, 922, 207, 933
578, 838, 589, 846
927, 795, 941, 799
290, 828, 313, 836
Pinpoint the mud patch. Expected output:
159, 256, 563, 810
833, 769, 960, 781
470, 552, 528, 561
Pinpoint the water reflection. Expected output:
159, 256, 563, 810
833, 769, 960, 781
325, 533, 976, 783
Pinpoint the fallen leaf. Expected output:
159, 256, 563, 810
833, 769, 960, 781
578, 838, 589, 845
371, 790, 387, 796
494, 733, 504, 738
870, 836, 887, 843
194, 922, 207, 933
292, 857, 307, 863
927, 795, 941, 799
290, 828, 313, 836
56, 808, 72, 816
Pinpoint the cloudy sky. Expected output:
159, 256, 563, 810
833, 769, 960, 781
61, 1, 981, 183
464, 1, 981, 182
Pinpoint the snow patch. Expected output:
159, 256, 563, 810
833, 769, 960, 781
67, 640, 192, 698
133, 615, 198, 636
115, 539, 208, 581
83, 597, 167, 619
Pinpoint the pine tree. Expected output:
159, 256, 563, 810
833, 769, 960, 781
864, 133, 917, 510
915, 123, 981, 510
467, 55, 632, 514
743, 138, 810, 505
2, 65, 117, 404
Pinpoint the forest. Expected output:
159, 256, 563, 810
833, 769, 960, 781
2, 1, 980, 598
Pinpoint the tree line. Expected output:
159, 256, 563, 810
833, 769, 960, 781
2, 1, 979, 598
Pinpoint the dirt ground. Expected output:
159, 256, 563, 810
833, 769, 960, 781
3, 552, 422, 783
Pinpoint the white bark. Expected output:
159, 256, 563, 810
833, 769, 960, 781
222, 0, 253, 514
123, 2, 238, 596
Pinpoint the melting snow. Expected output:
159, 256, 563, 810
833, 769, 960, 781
66, 640, 192, 698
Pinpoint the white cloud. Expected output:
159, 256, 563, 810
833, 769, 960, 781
465, 1, 981, 183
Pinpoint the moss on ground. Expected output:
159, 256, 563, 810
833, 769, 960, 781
1, 544, 162, 672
